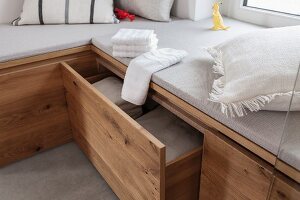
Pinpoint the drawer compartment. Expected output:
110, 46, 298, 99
61, 62, 203, 200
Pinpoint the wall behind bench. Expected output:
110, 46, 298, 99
0, 0, 24, 24
172, 0, 215, 20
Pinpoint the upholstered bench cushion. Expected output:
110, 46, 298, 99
137, 106, 203, 162
93, 77, 143, 119
0, 17, 260, 63
0, 17, 151, 62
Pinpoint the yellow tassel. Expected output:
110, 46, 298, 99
212, 2, 230, 31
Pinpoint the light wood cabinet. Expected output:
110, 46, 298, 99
1, 47, 298, 200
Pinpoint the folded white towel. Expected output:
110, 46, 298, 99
113, 43, 158, 52
113, 50, 145, 58
113, 42, 158, 58
112, 29, 157, 45
122, 48, 188, 105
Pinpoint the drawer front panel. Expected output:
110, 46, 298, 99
61, 63, 166, 200
200, 130, 273, 200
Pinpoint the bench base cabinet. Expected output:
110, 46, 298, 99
0, 50, 299, 200
61, 62, 202, 200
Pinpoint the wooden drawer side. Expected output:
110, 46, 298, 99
166, 147, 202, 200
61, 63, 166, 200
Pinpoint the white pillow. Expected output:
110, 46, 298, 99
208, 26, 300, 117
115, 0, 174, 22
13, 0, 118, 25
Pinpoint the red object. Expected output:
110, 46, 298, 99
114, 8, 135, 21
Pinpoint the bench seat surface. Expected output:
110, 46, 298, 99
0, 17, 299, 170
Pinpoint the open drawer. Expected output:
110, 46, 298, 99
60, 62, 203, 200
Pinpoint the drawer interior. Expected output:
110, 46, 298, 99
61, 57, 203, 200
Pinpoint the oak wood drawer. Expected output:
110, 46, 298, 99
61, 62, 203, 200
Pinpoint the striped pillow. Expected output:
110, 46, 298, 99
13, 0, 119, 25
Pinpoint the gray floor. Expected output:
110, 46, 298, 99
0, 142, 119, 200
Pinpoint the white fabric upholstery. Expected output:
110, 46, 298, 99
122, 48, 187, 105
111, 28, 158, 58
0, 17, 158, 62
137, 106, 203, 162
13, 0, 117, 25
0, 0, 24, 24
111, 29, 157, 45
207, 26, 300, 117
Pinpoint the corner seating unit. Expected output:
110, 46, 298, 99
0, 17, 299, 199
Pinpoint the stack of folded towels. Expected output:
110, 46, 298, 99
111, 29, 158, 58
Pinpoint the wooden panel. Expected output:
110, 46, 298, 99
0, 52, 94, 76
269, 172, 300, 200
149, 92, 209, 135
0, 63, 72, 166
66, 55, 114, 84
0, 45, 91, 70
72, 128, 135, 200
91, 46, 277, 166
275, 160, 300, 184
61, 63, 166, 200
166, 147, 202, 200
0, 112, 71, 166
66, 55, 99, 78
200, 129, 273, 200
